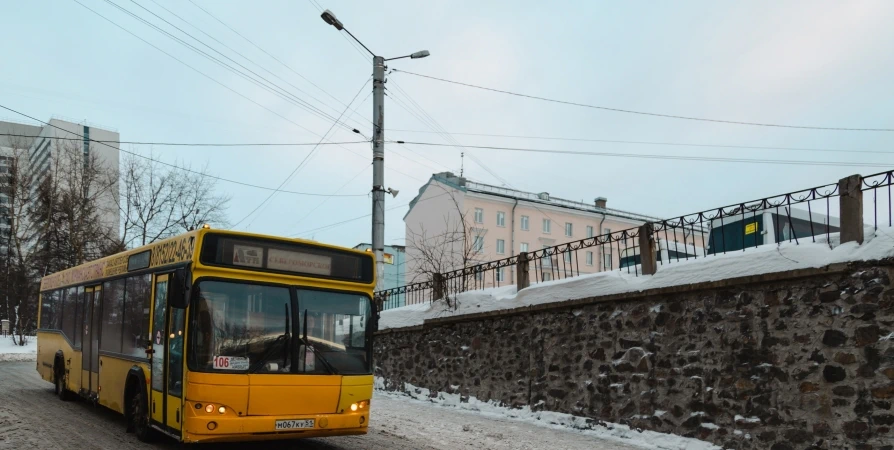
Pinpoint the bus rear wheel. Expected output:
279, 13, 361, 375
54, 365, 70, 401
129, 386, 154, 442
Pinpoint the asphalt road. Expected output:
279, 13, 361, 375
0, 362, 640, 450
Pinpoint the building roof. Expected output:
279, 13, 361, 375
406, 172, 663, 224
0, 121, 41, 151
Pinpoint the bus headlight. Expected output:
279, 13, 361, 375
218, 406, 226, 414
359, 400, 369, 409
350, 403, 358, 412
205, 404, 214, 413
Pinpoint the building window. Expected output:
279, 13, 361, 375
604, 228, 611, 236
586, 251, 594, 266
497, 212, 506, 227
564, 250, 572, 263
496, 239, 505, 254
473, 235, 484, 252
497, 267, 505, 282
521, 215, 529, 231
543, 272, 553, 281
565, 223, 573, 237
475, 270, 484, 281
603, 250, 612, 270
474, 208, 484, 224
520, 242, 529, 253
543, 219, 551, 233
587, 226, 594, 238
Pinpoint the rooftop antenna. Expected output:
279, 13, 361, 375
460, 152, 464, 177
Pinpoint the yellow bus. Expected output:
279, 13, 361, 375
35, 227, 376, 443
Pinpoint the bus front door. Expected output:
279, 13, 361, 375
150, 274, 186, 436
80, 285, 101, 397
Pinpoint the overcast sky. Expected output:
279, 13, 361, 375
3, 0, 894, 249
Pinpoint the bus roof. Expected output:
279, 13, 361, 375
39, 228, 372, 292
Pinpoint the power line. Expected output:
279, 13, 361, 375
106, 0, 362, 134
146, 0, 372, 133
393, 69, 894, 132
189, 0, 373, 118
0, 103, 367, 197
286, 163, 372, 231
393, 140, 894, 168
71, 0, 359, 148
387, 129, 894, 156
386, 80, 561, 225
234, 77, 372, 228
72, 0, 432, 188
292, 191, 453, 237
0, 133, 368, 147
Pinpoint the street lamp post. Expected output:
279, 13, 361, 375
320, 9, 429, 292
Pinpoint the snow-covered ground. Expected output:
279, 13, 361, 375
374, 378, 721, 450
0, 337, 36, 362
381, 226, 894, 330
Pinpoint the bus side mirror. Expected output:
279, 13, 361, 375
169, 265, 192, 309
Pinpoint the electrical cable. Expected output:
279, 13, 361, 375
71, 0, 363, 149
0, 134, 367, 147
0, 104, 367, 197
233, 77, 371, 228
386, 129, 894, 156
144, 0, 372, 133
393, 140, 894, 168
393, 69, 894, 132
107, 0, 362, 134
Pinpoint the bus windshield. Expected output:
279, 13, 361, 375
189, 281, 372, 375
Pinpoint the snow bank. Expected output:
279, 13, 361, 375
0, 337, 37, 362
374, 377, 721, 450
381, 226, 894, 330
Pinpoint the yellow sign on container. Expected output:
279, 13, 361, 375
745, 222, 758, 235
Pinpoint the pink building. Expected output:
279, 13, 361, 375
404, 172, 700, 288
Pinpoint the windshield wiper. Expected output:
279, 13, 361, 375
301, 309, 338, 375
248, 302, 291, 373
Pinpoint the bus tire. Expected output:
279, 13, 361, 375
53, 356, 70, 401
126, 379, 154, 442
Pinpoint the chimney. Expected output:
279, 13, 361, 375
595, 197, 607, 209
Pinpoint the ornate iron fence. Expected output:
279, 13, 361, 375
376, 170, 894, 312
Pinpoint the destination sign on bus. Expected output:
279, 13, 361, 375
201, 233, 373, 283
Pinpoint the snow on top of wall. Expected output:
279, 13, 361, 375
380, 226, 894, 330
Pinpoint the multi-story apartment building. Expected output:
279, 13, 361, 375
404, 172, 698, 287
0, 118, 120, 246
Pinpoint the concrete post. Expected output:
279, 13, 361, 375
516, 252, 530, 291
638, 223, 657, 275
433, 273, 446, 301
839, 174, 864, 245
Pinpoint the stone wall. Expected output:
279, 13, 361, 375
374, 261, 894, 450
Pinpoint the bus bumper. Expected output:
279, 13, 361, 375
182, 410, 370, 443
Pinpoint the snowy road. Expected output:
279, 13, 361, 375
0, 362, 642, 450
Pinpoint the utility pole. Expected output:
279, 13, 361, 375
320, 9, 429, 292
371, 55, 386, 289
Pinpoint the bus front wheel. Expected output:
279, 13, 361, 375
128, 384, 154, 442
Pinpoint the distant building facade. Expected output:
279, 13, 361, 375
404, 172, 698, 288
0, 118, 120, 247
353, 243, 406, 307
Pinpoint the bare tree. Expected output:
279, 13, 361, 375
405, 190, 484, 308
115, 153, 230, 249
0, 137, 39, 345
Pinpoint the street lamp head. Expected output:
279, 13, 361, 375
320, 9, 344, 30
410, 50, 430, 59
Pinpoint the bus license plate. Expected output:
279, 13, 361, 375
275, 419, 315, 430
